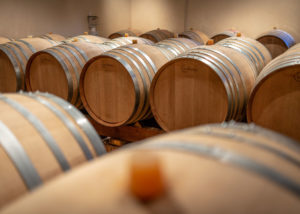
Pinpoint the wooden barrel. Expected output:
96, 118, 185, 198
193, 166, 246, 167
64, 35, 110, 44
247, 43, 300, 142
0, 92, 106, 209
102, 137, 128, 152
155, 38, 200, 57
150, 45, 257, 131
256, 29, 296, 59
25, 41, 112, 108
217, 37, 272, 74
179, 30, 209, 44
0, 37, 13, 44
140, 29, 175, 43
104, 36, 153, 49
1, 122, 299, 214
108, 29, 141, 39
0, 38, 59, 93
39, 33, 66, 42
80, 44, 171, 127
211, 29, 243, 43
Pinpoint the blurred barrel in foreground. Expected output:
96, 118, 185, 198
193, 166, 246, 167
247, 43, 300, 142
39, 33, 65, 42
0, 37, 13, 44
0, 92, 105, 209
179, 29, 209, 44
0, 38, 59, 93
256, 29, 296, 58
150, 45, 257, 131
25, 41, 112, 108
210, 29, 243, 43
80, 44, 172, 127
108, 29, 141, 39
1, 122, 299, 214
140, 29, 174, 43
217, 37, 272, 74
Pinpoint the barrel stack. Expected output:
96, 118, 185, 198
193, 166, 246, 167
150, 44, 259, 131
108, 29, 141, 39
247, 43, 300, 142
155, 37, 200, 58
179, 29, 209, 44
39, 33, 66, 42
79, 37, 199, 127
140, 28, 175, 43
0, 38, 60, 93
80, 43, 171, 127
210, 29, 244, 43
25, 41, 113, 108
256, 29, 296, 58
63, 34, 110, 44
104, 36, 153, 49
217, 36, 272, 74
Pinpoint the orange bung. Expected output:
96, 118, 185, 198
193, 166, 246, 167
130, 152, 165, 201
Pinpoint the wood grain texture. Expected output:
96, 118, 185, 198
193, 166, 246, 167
1, 122, 299, 214
80, 44, 171, 127
26, 42, 112, 108
179, 30, 209, 44
0, 38, 58, 93
0, 93, 105, 209
210, 29, 243, 43
150, 45, 257, 131
248, 43, 300, 143
140, 29, 174, 43
108, 30, 141, 39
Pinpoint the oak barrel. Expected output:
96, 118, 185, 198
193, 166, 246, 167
64, 35, 110, 44
0, 92, 105, 209
217, 37, 272, 74
211, 29, 243, 43
247, 43, 300, 142
1, 122, 299, 214
155, 38, 200, 57
39, 33, 65, 42
25, 41, 112, 108
179, 29, 209, 44
150, 45, 257, 131
0, 37, 12, 44
140, 29, 174, 43
80, 44, 172, 127
108, 29, 141, 39
0, 38, 59, 93
256, 29, 295, 58
104, 36, 153, 49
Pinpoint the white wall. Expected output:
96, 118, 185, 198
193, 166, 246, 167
185, 0, 300, 41
0, 0, 131, 39
130, 0, 185, 34
130, 0, 299, 41
97, 0, 131, 37
0, 0, 299, 41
